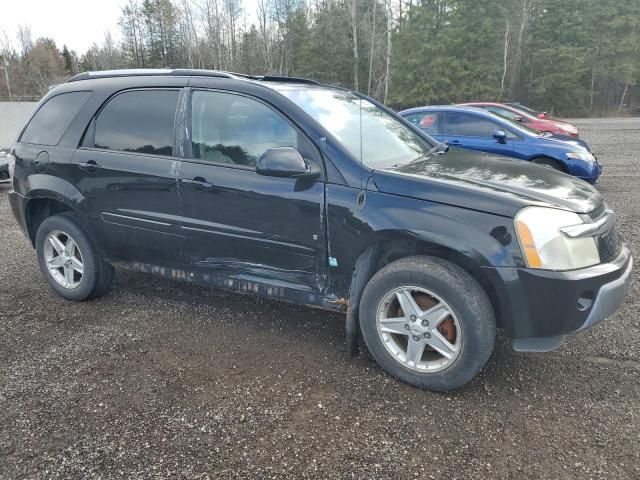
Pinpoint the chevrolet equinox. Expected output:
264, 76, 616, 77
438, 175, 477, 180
7, 69, 633, 391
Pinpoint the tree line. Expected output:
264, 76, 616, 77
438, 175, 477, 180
0, 0, 638, 116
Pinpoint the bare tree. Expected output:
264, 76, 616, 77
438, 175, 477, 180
367, 1, 377, 96
256, 0, 273, 71
17, 25, 34, 57
508, 0, 532, 99
0, 29, 13, 100
349, 0, 358, 90
498, 17, 510, 100
384, 0, 392, 103
224, 0, 242, 70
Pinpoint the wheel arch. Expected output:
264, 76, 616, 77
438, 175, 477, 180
346, 233, 508, 354
20, 174, 91, 247
530, 155, 568, 173
25, 196, 77, 247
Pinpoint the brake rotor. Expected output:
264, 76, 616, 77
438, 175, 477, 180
395, 291, 457, 343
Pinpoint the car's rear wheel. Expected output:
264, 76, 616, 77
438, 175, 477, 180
36, 213, 113, 301
532, 157, 564, 172
359, 256, 496, 391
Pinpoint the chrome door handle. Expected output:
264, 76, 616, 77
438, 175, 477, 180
77, 160, 100, 172
182, 177, 214, 189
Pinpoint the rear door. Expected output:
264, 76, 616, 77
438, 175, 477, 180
441, 112, 515, 157
177, 88, 326, 291
72, 88, 187, 265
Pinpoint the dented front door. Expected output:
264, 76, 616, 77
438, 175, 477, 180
177, 88, 326, 291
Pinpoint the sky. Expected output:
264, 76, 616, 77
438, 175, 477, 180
0, 0, 128, 53
0, 0, 260, 54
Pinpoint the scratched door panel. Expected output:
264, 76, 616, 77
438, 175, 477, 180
71, 88, 186, 264
71, 148, 186, 264
177, 161, 325, 290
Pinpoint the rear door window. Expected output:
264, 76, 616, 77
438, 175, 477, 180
404, 112, 441, 134
93, 89, 179, 156
442, 113, 497, 137
20, 91, 92, 146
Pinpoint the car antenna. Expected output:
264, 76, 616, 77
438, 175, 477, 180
357, 95, 366, 208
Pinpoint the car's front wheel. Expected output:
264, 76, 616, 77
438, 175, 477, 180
359, 256, 496, 391
35, 213, 113, 301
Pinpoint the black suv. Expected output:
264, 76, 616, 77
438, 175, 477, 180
7, 69, 633, 391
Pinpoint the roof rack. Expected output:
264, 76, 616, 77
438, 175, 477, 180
67, 68, 322, 86
256, 75, 320, 85
67, 68, 235, 82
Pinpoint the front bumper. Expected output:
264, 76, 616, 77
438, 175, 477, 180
484, 246, 633, 352
565, 157, 602, 184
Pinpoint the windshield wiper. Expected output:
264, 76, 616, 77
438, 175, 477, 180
427, 140, 449, 156
391, 141, 449, 168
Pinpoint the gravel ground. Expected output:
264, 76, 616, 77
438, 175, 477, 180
1, 118, 639, 479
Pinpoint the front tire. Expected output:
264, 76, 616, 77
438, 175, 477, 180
35, 213, 112, 301
359, 256, 496, 391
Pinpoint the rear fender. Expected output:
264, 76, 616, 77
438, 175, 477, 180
22, 174, 91, 245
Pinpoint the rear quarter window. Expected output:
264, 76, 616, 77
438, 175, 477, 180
20, 91, 92, 146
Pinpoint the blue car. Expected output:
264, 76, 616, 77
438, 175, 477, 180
399, 106, 601, 183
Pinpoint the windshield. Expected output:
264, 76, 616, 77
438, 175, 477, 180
485, 111, 544, 136
275, 86, 433, 168
509, 103, 539, 117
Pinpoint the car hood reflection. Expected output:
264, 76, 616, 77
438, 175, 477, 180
378, 147, 602, 215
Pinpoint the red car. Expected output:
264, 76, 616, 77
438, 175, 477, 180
460, 102, 580, 138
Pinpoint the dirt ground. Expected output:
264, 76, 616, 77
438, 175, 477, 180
1, 118, 639, 479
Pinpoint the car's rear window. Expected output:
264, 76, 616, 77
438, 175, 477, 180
20, 91, 92, 146
93, 89, 179, 157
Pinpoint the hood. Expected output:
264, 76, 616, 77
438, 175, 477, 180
374, 148, 602, 218
543, 133, 590, 152
540, 118, 578, 134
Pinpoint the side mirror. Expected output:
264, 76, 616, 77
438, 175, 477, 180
256, 147, 320, 179
493, 130, 507, 143
514, 115, 523, 122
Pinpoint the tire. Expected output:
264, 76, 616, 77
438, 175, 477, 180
359, 256, 496, 391
532, 157, 564, 172
89, 260, 115, 299
35, 213, 113, 301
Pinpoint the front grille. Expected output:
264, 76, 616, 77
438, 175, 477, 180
586, 202, 621, 262
588, 202, 606, 221
598, 226, 622, 263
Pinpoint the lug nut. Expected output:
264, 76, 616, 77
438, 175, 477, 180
404, 324, 410, 331
413, 335, 420, 341
410, 315, 417, 322
424, 332, 431, 339
421, 320, 429, 327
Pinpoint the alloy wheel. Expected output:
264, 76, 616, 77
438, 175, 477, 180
43, 230, 84, 289
376, 286, 462, 373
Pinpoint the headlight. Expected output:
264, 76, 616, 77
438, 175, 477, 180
566, 151, 595, 162
515, 206, 600, 270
